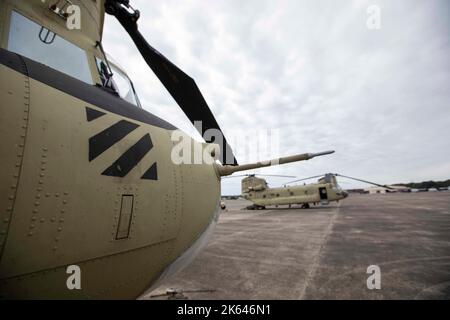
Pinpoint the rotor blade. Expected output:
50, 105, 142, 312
334, 174, 394, 189
221, 174, 251, 179
255, 174, 296, 178
284, 174, 325, 185
222, 173, 296, 179
218, 150, 335, 176
105, 0, 237, 165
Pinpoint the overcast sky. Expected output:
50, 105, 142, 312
102, 0, 450, 194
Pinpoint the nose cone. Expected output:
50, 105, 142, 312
144, 200, 221, 296
342, 191, 349, 198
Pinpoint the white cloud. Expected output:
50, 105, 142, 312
102, 0, 450, 194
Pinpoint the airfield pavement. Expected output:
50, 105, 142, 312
145, 192, 450, 300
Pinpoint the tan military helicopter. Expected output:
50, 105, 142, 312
0, 0, 334, 298
234, 173, 348, 210
237, 172, 392, 210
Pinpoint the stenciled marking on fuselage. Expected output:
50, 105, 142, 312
86, 106, 106, 122
87, 112, 158, 180
102, 133, 153, 178
0, 49, 160, 180
141, 162, 157, 180
89, 119, 139, 161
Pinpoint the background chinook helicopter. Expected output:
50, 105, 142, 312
231, 172, 347, 210
0, 0, 333, 298
253, 173, 394, 209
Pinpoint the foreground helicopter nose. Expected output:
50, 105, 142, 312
143, 201, 221, 296
342, 191, 349, 198
139, 140, 222, 297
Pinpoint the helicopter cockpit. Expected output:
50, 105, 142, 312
333, 184, 347, 198
95, 56, 142, 108
6, 9, 141, 108
7, 10, 93, 84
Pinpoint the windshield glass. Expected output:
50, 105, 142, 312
95, 58, 141, 107
7, 10, 93, 84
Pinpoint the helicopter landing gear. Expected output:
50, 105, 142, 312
301, 203, 310, 209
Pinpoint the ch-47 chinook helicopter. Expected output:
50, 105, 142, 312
0, 0, 334, 298
240, 173, 393, 210
235, 172, 348, 210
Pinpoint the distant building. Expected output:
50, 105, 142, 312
365, 185, 411, 194
365, 186, 389, 194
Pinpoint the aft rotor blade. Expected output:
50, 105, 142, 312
222, 174, 296, 179
105, 0, 237, 165
334, 174, 394, 189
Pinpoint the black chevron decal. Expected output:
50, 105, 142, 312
102, 134, 153, 177
89, 120, 139, 161
87, 110, 158, 179
141, 163, 158, 180
85, 107, 106, 122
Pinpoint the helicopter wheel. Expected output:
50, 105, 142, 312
301, 203, 310, 209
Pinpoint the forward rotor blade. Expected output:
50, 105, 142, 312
334, 174, 394, 189
105, 0, 237, 165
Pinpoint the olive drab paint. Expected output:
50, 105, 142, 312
0, 0, 334, 298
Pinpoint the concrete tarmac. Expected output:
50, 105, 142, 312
145, 192, 450, 299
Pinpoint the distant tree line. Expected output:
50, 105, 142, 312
393, 179, 450, 189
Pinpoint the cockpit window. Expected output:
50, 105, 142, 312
7, 11, 93, 84
95, 58, 141, 107
333, 185, 343, 194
